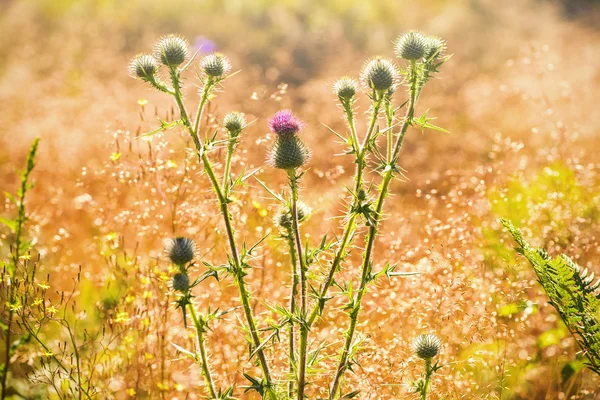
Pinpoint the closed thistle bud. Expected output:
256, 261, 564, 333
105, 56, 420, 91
268, 136, 310, 170
412, 334, 442, 360
129, 54, 159, 80
223, 112, 246, 138
153, 35, 189, 67
167, 237, 196, 266
172, 272, 190, 292
360, 58, 398, 92
395, 31, 427, 61
274, 201, 312, 230
200, 53, 231, 77
333, 77, 358, 101
424, 36, 446, 60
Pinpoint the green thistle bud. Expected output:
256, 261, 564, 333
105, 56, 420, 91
360, 58, 398, 92
268, 136, 311, 171
395, 31, 427, 61
128, 54, 159, 80
167, 237, 196, 266
172, 272, 190, 292
333, 77, 358, 101
274, 201, 312, 231
153, 35, 189, 67
412, 334, 442, 360
424, 36, 446, 60
223, 112, 246, 138
200, 53, 232, 77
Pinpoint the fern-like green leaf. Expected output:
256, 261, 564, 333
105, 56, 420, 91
501, 218, 600, 375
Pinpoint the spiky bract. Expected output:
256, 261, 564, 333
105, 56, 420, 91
268, 136, 310, 170
167, 237, 196, 266
360, 58, 398, 92
395, 31, 427, 61
224, 112, 246, 138
153, 35, 189, 67
128, 54, 159, 80
200, 53, 231, 77
333, 77, 358, 101
275, 201, 312, 231
412, 334, 442, 360
424, 36, 446, 60
172, 272, 190, 292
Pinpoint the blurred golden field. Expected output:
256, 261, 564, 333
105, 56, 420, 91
1, 0, 600, 398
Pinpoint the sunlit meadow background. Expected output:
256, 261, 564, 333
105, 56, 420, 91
1, 0, 600, 398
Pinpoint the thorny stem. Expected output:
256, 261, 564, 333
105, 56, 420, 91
288, 170, 309, 400
222, 136, 237, 196
306, 94, 384, 329
1, 138, 38, 400
167, 67, 273, 389
285, 235, 299, 398
329, 62, 419, 399
420, 359, 433, 400
187, 304, 217, 398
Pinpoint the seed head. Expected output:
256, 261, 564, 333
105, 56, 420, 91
200, 53, 232, 77
360, 58, 398, 92
268, 136, 311, 170
224, 112, 246, 138
172, 272, 190, 292
128, 54, 159, 80
274, 201, 312, 231
167, 237, 196, 266
268, 110, 304, 137
412, 334, 442, 360
395, 31, 427, 61
153, 35, 189, 67
333, 77, 358, 101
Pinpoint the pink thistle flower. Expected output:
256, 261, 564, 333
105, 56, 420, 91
268, 110, 304, 137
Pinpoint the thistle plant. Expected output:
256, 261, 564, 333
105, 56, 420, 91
411, 334, 443, 400
129, 31, 449, 399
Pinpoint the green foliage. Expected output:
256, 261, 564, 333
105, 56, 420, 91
502, 218, 600, 375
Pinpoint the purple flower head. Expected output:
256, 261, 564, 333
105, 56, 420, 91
193, 36, 218, 54
268, 110, 304, 137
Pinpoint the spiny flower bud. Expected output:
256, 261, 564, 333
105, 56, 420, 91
333, 77, 358, 101
395, 31, 427, 61
172, 272, 190, 292
224, 112, 246, 137
360, 58, 398, 92
167, 237, 196, 266
268, 110, 304, 137
274, 201, 312, 230
268, 136, 311, 170
412, 334, 442, 360
200, 53, 231, 77
128, 54, 159, 80
424, 36, 446, 60
153, 35, 189, 67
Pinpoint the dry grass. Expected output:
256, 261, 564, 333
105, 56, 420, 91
1, 0, 600, 398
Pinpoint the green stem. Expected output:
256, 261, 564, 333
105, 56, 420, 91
306, 94, 383, 328
222, 139, 236, 196
420, 359, 433, 400
1, 139, 39, 400
329, 66, 419, 399
188, 304, 217, 398
286, 235, 299, 398
288, 170, 309, 400
167, 67, 273, 387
